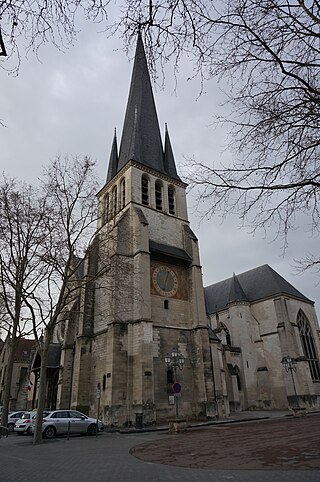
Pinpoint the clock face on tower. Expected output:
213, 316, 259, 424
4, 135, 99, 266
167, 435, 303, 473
152, 266, 179, 297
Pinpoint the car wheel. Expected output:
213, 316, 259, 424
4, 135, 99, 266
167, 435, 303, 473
87, 424, 97, 436
43, 426, 56, 439
26, 427, 32, 435
7, 423, 15, 432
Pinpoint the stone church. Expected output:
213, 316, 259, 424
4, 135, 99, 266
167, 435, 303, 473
41, 34, 320, 426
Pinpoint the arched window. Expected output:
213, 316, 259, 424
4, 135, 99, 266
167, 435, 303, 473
141, 175, 149, 205
297, 310, 320, 381
168, 185, 175, 215
155, 180, 162, 210
225, 330, 232, 346
112, 186, 117, 217
120, 178, 126, 209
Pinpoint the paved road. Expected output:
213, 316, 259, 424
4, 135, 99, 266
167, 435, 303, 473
1, 414, 320, 482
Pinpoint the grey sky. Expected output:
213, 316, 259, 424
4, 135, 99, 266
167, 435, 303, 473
1, 22, 319, 314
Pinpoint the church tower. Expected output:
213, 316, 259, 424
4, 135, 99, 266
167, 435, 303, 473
70, 34, 215, 426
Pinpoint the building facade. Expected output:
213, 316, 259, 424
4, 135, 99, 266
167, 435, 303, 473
205, 265, 320, 415
0, 337, 35, 411
47, 36, 320, 426
53, 34, 215, 426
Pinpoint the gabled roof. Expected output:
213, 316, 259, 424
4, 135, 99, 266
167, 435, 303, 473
14, 338, 36, 363
205, 264, 312, 314
105, 33, 181, 183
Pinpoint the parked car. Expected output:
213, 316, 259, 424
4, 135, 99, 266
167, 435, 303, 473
14, 411, 42, 435
7, 411, 26, 432
31, 410, 104, 439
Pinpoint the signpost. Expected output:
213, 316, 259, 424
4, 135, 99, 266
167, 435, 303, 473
173, 382, 182, 419
96, 383, 101, 438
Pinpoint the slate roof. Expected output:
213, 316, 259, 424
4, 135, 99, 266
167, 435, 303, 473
32, 343, 61, 371
205, 264, 312, 314
149, 240, 192, 264
106, 33, 181, 183
229, 273, 248, 304
14, 338, 36, 363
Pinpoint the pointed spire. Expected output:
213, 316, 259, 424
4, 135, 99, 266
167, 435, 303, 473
106, 33, 181, 183
164, 124, 181, 181
130, 105, 142, 161
228, 273, 248, 304
106, 129, 118, 182
117, 32, 164, 173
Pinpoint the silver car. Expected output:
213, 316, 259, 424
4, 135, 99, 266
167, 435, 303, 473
32, 410, 104, 439
7, 411, 26, 432
14, 411, 41, 434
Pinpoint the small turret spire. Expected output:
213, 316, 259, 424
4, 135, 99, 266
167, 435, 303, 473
228, 273, 248, 304
164, 124, 180, 180
106, 129, 118, 182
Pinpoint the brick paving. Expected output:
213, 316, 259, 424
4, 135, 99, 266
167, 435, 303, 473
132, 414, 320, 471
0, 413, 319, 482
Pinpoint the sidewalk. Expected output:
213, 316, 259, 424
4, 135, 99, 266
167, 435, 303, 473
131, 411, 320, 472
118, 409, 294, 434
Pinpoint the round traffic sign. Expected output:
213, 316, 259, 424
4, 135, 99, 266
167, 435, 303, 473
173, 382, 181, 394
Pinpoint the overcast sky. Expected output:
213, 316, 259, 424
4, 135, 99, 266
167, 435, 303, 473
1, 20, 319, 315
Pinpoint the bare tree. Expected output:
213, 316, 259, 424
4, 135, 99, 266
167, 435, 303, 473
0, 1, 113, 73
0, 177, 51, 428
22, 156, 99, 443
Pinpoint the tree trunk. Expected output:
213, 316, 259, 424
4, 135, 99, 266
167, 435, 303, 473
33, 344, 49, 444
1, 336, 18, 428
33, 328, 54, 444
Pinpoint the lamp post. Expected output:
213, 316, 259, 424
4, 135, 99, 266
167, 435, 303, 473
165, 348, 185, 419
281, 356, 299, 409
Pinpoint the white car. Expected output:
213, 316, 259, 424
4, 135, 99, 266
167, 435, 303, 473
31, 409, 104, 439
7, 411, 26, 432
14, 411, 40, 435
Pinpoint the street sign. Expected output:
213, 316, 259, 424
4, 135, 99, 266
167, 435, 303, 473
96, 382, 101, 399
173, 382, 181, 394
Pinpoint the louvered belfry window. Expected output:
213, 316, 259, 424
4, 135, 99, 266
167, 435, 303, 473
297, 310, 320, 381
141, 175, 149, 205
168, 185, 175, 215
112, 186, 117, 217
121, 178, 126, 209
155, 181, 162, 210
104, 193, 110, 222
